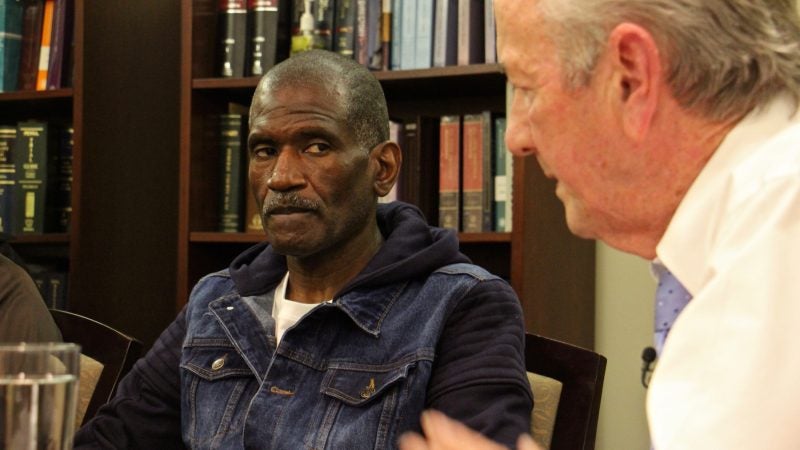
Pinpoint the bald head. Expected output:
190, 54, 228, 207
252, 50, 390, 152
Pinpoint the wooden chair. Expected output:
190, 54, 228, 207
525, 333, 607, 450
49, 309, 143, 427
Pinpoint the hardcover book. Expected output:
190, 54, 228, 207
400, 116, 439, 223
47, 125, 72, 232
413, 0, 433, 69
246, 0, 279, 76
17, 0, 44, 91
389, 0, 401, 69
0, 0, 24, 92
215, 114, 246, 232
461, 113, 491, 232
438, 115, 461, 230
45, 0, 72, 89
12, 120, 49, 234
399, 0, 416, 70
334, 0, 356, 58
433, 0, 457, 68
34, 0, 53, 91
457, 0, 484, 65
484, 0, 495, 63
493, 116, 512, 231
0, 125, 16, 234
380, 0, 391, 70
218, 0, 248, 77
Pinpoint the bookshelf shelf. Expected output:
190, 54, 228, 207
178, 0, 596, 348
0, 89, 73, 102
10, 234, 71, 245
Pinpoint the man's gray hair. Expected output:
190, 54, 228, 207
254, 50, 389, 151
537, 0, 800, 121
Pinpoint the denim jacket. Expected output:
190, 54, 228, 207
75, 202, 532, 450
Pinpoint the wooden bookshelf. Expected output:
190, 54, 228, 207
178, 0, 595, 347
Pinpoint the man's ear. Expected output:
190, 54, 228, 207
371, 141, 402, 197
606, 23, 662, 141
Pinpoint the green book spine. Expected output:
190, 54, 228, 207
12, 120, 48, 234
217, 114, 245, 232
0, 124, 17, 233
0, 0, 24, 92
493, 116, 507, 231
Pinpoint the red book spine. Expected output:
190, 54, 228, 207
438, 115, 461, 230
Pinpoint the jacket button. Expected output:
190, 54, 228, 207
211, 358, 225, 371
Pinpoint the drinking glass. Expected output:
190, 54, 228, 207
0, 342, 80, 450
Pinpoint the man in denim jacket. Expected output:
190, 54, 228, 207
75, 50, 532, 449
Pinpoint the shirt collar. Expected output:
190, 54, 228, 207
656, 95, 799, 294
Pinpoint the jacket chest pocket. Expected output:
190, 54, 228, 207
180, 344, 257, 450
305, 361, 419, 450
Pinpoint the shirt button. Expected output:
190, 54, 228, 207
226, 306, 234, 311
211, 358, 225, 371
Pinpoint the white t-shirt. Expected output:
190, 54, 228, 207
271, 272, 330, 345
648, 95, 800, 449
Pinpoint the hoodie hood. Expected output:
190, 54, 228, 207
229, 201, 471, 297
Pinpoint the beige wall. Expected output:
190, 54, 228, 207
594, 243, 654, 450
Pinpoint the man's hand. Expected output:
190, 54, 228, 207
398, 410, 542, 450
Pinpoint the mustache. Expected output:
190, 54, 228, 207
262, 193, 320, 215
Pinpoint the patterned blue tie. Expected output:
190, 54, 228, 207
654, 266, 692, 355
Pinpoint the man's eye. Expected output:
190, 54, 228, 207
305, 143, 330, 154
253, 147, 277, 158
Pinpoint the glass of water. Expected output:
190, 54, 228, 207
0, 343, 80, 450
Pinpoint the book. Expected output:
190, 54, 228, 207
457, 0, 483, 65
380, 0, 391, 70
400, 116, 439, 223
12, 120, 49, 234
438, 115, 460, 230
432, 0, 457, 68
47, 125, 71, 232
0, 0, 24, 92
461, 113, 492, 232
16, 0, 43, 91
493, 116, 512, 232
247, 0, 279, 76
389, 0, 401, 69
216, 114, 246, 232
218, 0, 248, 77
0, 124, 16, 233
34, 0, 53, 91
355, 0, 381, 69
28, 263, 68, 309
334, 0, 356, 58
413, 0, 433, 69
399, 0, 415, 70
45, 0, 72, 89
484, 0, 495, 63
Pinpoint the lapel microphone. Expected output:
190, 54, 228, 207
641, 346, 657, 388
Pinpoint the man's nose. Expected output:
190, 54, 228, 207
266, 149, 306, 191
505, 89, 537, 157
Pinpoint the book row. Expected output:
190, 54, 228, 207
0, 0, 74, 92
207, 110, 511, 234
387, 113, 512, 233
216, 0, 495, 78
0, 120, 73, 235
29, 262, 68, 310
